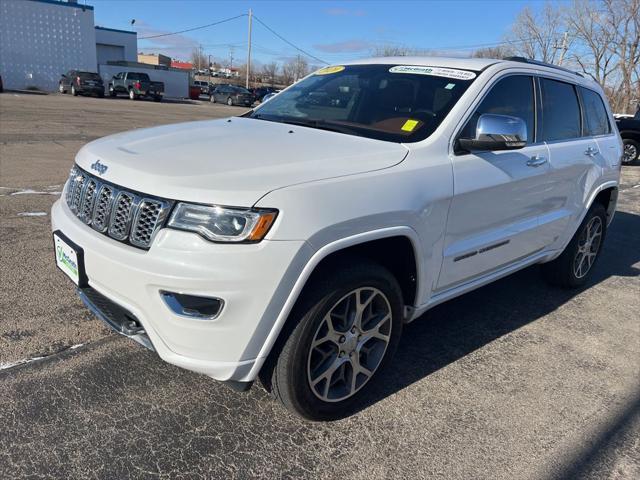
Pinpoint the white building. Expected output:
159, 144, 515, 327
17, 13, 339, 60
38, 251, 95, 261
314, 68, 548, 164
0, 0, 137, 91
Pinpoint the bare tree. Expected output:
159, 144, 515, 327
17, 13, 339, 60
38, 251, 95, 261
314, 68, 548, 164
565, 0, 618, 85
472, 45, 516, 59
262, 62, 279, 86
190, 47, 208, 71
282, 55, 309, 85
371, 45, 411, 57
508, 3, 568, 63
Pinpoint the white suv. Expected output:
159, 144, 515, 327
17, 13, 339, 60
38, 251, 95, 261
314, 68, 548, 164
52, 57, 621, 420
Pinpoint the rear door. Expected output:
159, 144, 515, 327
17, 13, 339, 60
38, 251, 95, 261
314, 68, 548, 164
438, 74, 554, 291
538, 78, 606, 246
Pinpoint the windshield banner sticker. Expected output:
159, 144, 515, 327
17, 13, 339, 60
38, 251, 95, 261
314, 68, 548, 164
389, 65, 476, 80
315, 65, 346, 75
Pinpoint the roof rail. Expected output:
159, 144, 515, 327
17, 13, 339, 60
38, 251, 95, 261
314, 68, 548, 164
503, 56, 584, 78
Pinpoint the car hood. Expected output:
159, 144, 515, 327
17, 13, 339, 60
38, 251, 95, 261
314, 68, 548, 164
75, 117, 409, 206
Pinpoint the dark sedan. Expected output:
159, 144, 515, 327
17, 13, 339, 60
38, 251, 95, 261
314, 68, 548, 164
209, 85, 254, 106
59, 71, 104, 97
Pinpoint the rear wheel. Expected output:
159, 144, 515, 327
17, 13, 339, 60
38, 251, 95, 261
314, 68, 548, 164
58, 83, 65, 94
622, 139, 639, 165
109, 85, 116, 97
210, 94, 216, 103
265, 261, 403, 420
227, 97, 233, 106
542, 203, 607, 288
71, 85, 77, 96
153, 95, 162, 102
129, 89, 137, 100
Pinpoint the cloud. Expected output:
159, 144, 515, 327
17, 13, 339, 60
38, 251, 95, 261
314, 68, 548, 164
135, 21, 199, 60
313, 39, 373, 53
324, 7, 366, 17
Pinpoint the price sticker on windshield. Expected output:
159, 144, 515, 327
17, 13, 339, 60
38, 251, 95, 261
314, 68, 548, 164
389, 65, 476, 80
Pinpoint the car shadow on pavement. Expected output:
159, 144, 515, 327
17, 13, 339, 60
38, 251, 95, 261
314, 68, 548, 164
356, 210, 640, 416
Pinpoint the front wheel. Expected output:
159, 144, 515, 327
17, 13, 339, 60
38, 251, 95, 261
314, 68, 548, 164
265, 261, 403, 420
59, 83, 65, 94
71, 85, 77, 96
209, 94, 216, 103
622, 139, 639, 165
542, 203, 607, 288
109, 85, 116, 97
227, 97, 233, 106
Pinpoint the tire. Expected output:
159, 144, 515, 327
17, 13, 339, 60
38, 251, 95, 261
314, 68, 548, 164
59, 83, 65, 94
542, 203, 607, 288
227, 97, 233, 106
71, 85, 77, 96
109, 85, 116, 97
622, 139, 639, 165
153, 95, 162, 102
209, 94, 216, 103
97, 91, 104, 98
265, 260, 403, 420
129, 89, 137, 100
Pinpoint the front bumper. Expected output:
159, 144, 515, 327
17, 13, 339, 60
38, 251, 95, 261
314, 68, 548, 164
51, 198, 310, 381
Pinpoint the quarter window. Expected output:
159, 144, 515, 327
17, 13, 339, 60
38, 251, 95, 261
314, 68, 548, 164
540, 78, 581, 141
460, 75, 535, 144
580, 87, 610, 136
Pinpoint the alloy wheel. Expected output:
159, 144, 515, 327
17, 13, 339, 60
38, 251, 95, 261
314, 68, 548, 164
623, 143, 637, 164
307, 287, 392, 402
573, 216, 603, 278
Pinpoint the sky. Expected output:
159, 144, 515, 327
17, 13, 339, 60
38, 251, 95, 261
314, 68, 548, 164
89, 0, 547, 68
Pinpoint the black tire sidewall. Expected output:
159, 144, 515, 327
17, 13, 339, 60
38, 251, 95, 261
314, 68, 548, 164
274, 262, 404, 420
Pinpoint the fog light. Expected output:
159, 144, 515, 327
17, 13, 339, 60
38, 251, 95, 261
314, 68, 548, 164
160, 291, 224, 320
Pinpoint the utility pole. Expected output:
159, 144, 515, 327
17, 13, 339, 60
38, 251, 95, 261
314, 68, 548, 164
555, 31, 569, 66
246, 8, 253, 89
208, 54, 212, 75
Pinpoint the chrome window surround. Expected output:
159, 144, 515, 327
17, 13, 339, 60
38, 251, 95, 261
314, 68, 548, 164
64, 165, 173, 249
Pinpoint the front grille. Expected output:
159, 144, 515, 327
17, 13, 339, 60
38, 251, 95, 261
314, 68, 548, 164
65, 166, 172, 249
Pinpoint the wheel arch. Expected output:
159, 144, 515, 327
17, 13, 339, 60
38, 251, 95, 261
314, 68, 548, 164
587, 182, 618, 226
246, 227, 423, 382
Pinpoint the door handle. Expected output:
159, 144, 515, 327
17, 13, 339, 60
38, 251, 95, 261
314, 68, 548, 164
585, 146, 599, 157
527, 155, 548, 167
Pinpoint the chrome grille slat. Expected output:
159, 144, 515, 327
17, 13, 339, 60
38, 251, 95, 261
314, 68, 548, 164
64, 166, 171, 250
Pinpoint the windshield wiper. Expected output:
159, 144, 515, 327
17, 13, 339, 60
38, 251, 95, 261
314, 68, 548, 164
278, 118, 359, 135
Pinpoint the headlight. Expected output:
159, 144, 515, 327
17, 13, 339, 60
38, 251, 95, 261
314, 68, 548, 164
167, 203, 278, 243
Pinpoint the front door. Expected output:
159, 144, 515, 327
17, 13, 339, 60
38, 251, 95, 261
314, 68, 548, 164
437, 74, 554, 291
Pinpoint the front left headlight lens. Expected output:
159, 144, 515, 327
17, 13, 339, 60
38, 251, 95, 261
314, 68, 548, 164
167, 203, 278, 243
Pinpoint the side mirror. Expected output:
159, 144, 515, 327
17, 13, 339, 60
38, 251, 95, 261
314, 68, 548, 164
458, 114, 527, 152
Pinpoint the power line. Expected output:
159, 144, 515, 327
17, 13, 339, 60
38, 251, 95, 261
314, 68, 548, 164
138, 14, 247, 40
252, 15, 329, 65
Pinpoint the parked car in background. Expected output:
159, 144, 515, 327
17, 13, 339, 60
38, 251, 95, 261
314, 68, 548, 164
252, 86, 278, 102
209, 85, 254, 106
260, 91, 280, 103
59, 71, 104, 97
616, 107, 640, 165
52, 57, 621, 420
109, 72, 164, 102
193, 80, 210, 95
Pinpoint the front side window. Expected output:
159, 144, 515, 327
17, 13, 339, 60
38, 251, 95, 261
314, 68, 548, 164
459, 75, 535, 143
250, 64, 477, 142
540, 78, 581, 141
580, 87, 610, 136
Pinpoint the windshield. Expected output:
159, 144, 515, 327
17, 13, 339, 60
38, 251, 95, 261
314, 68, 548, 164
250, 64, 477, 142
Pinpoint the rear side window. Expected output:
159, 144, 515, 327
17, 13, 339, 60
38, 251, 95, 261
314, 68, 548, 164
580, 87, 610, 136
460, 75, 535, 144
540, 78, 581, 141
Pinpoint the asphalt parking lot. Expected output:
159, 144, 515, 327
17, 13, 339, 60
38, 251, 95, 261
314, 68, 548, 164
1, 93, 639, 479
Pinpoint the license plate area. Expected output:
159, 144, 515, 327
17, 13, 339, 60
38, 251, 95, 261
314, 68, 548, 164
53, 231, 88, 287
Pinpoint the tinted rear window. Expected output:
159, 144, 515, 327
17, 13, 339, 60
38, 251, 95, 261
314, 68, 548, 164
78, 72, 101, 80
580, 87, 610, 136
127, 73, 149, 81
540, 78, 581, 141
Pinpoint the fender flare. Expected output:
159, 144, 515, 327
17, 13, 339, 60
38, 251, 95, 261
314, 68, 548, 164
243, 226, 423, 381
